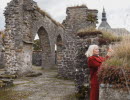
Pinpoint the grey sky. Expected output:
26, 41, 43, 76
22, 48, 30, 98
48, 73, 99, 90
0, 0, 130, 31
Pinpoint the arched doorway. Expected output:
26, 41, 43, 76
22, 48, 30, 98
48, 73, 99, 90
33, 26, 52, 68
55, 34, 64, 65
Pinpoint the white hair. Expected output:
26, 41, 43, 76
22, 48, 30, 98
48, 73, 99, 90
85, 44, 99, 57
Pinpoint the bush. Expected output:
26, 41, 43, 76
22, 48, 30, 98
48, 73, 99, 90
98, 66, 130, 90
33, 39, 42, 51
98, 36, 130, 90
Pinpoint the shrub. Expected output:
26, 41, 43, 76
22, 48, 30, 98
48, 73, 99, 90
105, 37, 130, 67
87, 13, 98, 24
98, 66, 130, 90
98, 36, 130, 90
33, 39, 42, 51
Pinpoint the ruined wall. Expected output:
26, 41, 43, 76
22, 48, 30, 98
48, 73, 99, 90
58, 5, 98, 79
0, 52, 5, 69
4, 0, 65, 75
58, 34, 99, 78
0, 33, 5, 69
99, 87, 130, 100
62, 6, 98, 34
58, 7, 98, 79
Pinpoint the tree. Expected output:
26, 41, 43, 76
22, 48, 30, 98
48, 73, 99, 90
33, 39, 42, 51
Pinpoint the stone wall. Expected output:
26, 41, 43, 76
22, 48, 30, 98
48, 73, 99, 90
58, 5, 98, 79
100, 87, 130, 100
4, 0, 65, 75
58, 6, 99, 80
62, 6, 98, 34
3, 1, 129, 99
0, 33, 5, 69
0, 52, 5, 69
32, 51, 42, 66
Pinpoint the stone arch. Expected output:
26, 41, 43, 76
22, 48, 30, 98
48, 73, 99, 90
56, 34, 64, 52
55, 34, 65, 65
31, 18, 57, 68
36, 26, 52, 68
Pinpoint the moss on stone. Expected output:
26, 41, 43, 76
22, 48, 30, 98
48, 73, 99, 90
75, 85, 90, 99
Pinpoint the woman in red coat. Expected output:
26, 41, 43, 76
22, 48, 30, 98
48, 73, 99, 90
85, 45, 112, 100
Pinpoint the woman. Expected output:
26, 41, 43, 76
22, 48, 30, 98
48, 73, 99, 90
85, 44, 113, 100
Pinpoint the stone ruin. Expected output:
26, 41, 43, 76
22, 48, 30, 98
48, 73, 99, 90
4, 0, 66, 75
3, 0, 129, 100
58, 6, 98, 79
3, 0, 98, 76
1, 0, 98, 94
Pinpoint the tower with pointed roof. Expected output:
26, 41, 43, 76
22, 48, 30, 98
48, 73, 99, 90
99, 8, 111, 29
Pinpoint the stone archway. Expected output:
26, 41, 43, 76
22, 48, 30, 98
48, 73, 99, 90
56, 34, 64, 52
37, 26, 52, 68
55, 34, 64, 65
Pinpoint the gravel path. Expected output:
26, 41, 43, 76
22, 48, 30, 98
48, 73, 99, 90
0, 67, 77, 100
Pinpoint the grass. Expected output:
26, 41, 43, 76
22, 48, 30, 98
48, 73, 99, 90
0, 89, 33, 100
104, 36, 130, 68
0, 65, 5, 69
54, 74, 74, 81
99, 30, 122, 43
98, 36, 130, 89
76, 28, 121, 44
64, 93, 78, 100
76, 27, 102, 37
68, 4, 87, 8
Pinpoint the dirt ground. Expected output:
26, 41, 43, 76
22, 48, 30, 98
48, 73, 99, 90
0, 67, 77, 100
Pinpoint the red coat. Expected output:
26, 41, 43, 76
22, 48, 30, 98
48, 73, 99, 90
87, 55, 109, 100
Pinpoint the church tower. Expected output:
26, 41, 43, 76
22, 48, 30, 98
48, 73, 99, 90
102, 8, 107, 21
99, 7, 111, 29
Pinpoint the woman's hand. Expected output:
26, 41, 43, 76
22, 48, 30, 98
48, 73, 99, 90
107, 47, 114, 57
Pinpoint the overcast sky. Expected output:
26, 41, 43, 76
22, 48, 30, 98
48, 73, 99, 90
0, 0, 130, 31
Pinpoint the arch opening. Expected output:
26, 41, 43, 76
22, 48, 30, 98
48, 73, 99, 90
55, 34, 64, 65
32, 26, 52, 68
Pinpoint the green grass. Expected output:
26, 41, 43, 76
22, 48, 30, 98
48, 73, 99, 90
0, 89, 33, 100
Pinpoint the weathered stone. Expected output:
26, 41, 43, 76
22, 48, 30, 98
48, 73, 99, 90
99, 86, 130, 100
2, 1, 123, 99
32, 51, 42, 66
4, 0, 65, 75
0, 74, 17, 79
25, 72, 42, 77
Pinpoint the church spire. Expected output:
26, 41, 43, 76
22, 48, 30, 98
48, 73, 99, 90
102, 7, 107, 21
98, 7, 111, 29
